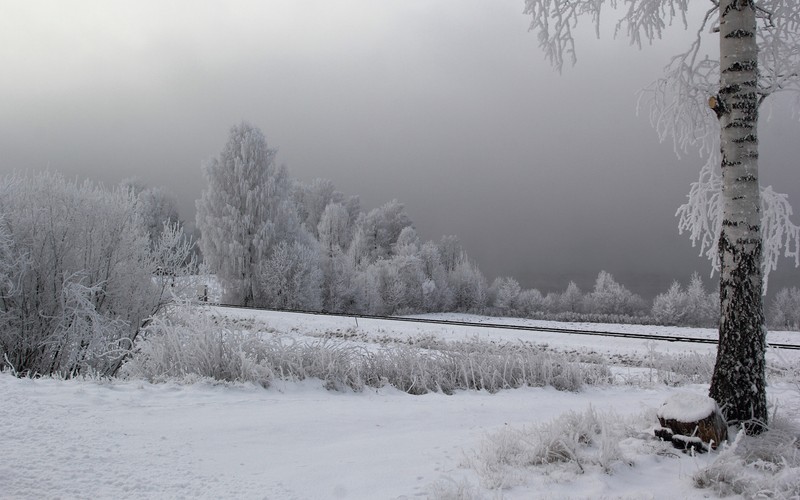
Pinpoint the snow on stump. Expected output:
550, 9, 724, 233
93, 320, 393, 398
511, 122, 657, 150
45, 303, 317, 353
655, 393, 727, 453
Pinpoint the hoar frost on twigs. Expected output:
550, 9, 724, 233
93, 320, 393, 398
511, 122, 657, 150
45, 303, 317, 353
675, 155, 800, 290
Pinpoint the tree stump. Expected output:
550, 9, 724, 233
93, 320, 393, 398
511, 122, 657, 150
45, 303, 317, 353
655, 393, 727, 452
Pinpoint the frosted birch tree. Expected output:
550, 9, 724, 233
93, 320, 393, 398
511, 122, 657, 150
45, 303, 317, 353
523, 0, 800, 431
196, 122, 292, 306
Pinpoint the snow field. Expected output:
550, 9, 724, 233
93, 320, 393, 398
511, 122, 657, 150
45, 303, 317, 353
2, 306, 799, 499
1, 373, 729, 499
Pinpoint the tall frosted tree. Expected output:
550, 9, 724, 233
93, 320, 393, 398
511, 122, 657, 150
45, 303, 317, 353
196, 122, 290, 306
522, 0, 799, 431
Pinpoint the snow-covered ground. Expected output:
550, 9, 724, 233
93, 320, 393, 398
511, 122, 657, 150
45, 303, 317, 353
2, 308, 799, 499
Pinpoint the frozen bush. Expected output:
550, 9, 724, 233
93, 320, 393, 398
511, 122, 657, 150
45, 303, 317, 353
121, 312, 273, 387
471, 406, 629, 489
0, 172, 194, 377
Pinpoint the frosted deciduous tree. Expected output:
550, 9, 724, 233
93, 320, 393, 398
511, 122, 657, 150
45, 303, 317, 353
685, 272, 718, 326
583, 271, 646, 316
523, 0, 800, 431
449, 259, 488, 312
196, 122, 293, 306
325, 254, 363, 313
491, 277, 523, 314
393, 226, 421, 256
390, 253, 426, 313
318, 202, 353, 258
652, 273, 717, 326
517, 288, 545, 316
419, 240, 454, 312
294, 178, 342, 239
438, 235, 465, 273
560, 281, 583, 313
257, 240, 323, 311
122, 179, 182, 246
352, 200, 414, 265
652, 281, 687, 326
768, 286, 800, 330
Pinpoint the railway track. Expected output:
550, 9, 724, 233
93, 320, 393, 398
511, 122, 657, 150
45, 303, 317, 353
205, 302, 800, 351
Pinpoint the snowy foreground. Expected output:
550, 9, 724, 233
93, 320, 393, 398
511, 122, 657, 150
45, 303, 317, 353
2, 308, 799, 499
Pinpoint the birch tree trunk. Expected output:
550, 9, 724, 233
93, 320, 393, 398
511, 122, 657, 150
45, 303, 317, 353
708, 0, 767, 432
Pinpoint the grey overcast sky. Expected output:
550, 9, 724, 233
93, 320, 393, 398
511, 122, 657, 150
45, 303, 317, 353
1, 0, 798, 298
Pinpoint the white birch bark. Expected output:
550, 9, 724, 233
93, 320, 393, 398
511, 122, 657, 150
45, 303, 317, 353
708, 0, 767, 430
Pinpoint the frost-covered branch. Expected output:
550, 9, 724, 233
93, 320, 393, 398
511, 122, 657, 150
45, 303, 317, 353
637, 5, 719, 157
761, 186, 800, 287
676, 158, 800, 291
758, 28, 800, 101
523, 0, 596, 70
676, 155, 722, 272
615, 0, 690, 48
523, 0, 695, 70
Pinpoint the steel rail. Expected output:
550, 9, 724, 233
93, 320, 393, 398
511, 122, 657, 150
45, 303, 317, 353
203, 302, 800, 351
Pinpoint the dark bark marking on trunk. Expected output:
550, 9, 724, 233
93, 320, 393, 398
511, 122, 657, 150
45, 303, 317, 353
723, 61, 758, 73
711, 233, 767, 433
732, 134, 758, 144
725, 29, 755, 38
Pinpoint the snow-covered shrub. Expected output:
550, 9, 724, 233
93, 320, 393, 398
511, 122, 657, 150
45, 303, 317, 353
0, 172, 194, 377
768, 286, 800, 331
694, 414, 800, 498
121, 311, 273, 387
471, 406, 630, 489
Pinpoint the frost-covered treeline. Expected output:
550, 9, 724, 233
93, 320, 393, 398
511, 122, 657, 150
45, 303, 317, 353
0, 172, 194, 377
197, 122, 489, 315
487, 271, 795, 329
487, 272, 649, 324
